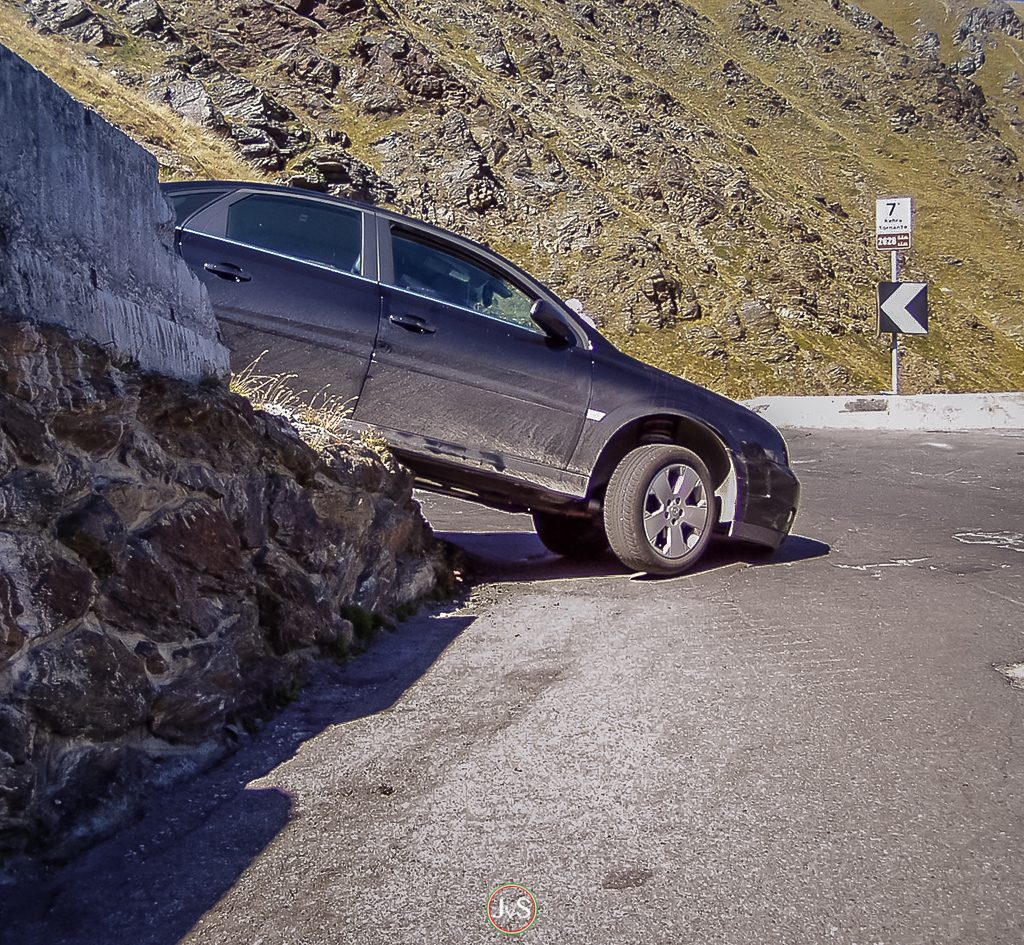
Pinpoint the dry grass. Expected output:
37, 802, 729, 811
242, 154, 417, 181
230, 351, 355, 453
0, 3, 258, 181
357, 429, 393, 463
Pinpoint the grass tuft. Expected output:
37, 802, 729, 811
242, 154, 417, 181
231, 350, 354, 453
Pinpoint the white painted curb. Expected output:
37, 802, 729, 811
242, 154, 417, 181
743, 393, 1024, 431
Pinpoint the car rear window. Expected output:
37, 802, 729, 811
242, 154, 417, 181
225, 194, 362, 275
167, 190, 228, 225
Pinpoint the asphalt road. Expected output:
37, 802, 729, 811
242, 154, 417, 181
4, 430, 1023, 945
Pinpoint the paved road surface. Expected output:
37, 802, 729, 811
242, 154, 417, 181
4, 430, 1023, 944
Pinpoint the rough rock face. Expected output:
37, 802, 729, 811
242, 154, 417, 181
0, 321, 451, 859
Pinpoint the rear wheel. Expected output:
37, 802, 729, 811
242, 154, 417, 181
532, 510, 609, 559
604, 444, 715, 575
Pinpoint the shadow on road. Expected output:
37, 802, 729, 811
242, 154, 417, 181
2, 612, 473, 945
766, 534, 831, 565
439, 530, 830, 583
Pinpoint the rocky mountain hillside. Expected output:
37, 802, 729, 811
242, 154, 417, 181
4, 0, 1024, 396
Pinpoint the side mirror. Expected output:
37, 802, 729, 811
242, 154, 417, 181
530, 299, 575, 345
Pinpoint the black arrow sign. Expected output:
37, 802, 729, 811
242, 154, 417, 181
878, 282, 928, 335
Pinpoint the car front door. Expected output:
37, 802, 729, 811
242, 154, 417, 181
353, 220, 592, 472
178, 189, 380, 405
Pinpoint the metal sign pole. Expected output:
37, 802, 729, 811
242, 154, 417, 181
876, 196, 917, 395
890, 249, 900, 395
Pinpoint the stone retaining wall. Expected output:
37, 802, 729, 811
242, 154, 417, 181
0, 44, 228, 381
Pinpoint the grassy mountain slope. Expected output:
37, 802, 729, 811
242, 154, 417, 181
4, 0, 1024, 397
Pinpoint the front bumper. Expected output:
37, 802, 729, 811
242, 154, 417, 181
727, 454, 800, 550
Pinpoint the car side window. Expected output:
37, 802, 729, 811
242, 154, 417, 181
390, 230, 538, 332
224, 194, 362, 275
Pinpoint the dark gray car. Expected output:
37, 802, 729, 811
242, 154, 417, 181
163, 181, 799, 576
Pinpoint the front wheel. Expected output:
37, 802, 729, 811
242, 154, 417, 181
532, 510, 610, 559
604, 445, 715, 575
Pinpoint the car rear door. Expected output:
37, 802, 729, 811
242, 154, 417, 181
353, 218, 592, 471
178, 189, 380, 405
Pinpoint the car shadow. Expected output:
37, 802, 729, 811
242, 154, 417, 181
438, 530, 831, 583
1, 611, 473, 945
632, 533, 831, 582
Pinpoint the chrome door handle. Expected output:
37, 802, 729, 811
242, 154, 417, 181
204, 262, 252, 283
389, 314, 436, 334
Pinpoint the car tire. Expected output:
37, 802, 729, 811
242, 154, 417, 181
604, 444, 715, 575
532, 511, 610, 559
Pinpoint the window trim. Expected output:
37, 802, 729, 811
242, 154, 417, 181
383, 281, 558, 335
178, 230, 383, 287
182, 188, 378, 281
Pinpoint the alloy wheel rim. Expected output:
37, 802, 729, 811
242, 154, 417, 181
642, 463, 708, 559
